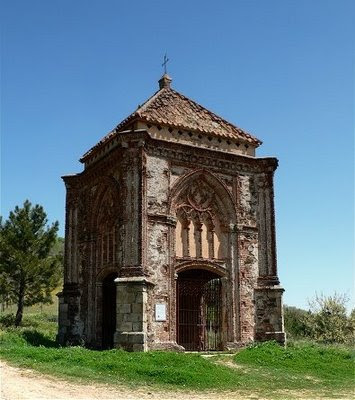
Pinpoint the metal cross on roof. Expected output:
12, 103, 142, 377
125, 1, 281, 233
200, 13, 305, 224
162, 53, 169, 74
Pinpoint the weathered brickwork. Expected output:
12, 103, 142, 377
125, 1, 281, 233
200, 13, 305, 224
57, 75, 285, 350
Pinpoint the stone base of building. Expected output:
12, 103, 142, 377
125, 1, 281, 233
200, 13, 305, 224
225, 341, 252, 351
254, 285, 285, 345
147, 341, 185, 351
113, 276, 152, 352
255, 331, 286, 345
114, 332, 147, 352
56, 283, 83, 346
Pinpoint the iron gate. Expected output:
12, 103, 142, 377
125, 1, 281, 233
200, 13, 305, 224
177, 269, 223, 351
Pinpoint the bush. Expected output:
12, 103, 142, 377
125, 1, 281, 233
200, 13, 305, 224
284, 294, 354, 345
306, 293, 354, 345
283, 305, 310, 339
0, 313, 16, 327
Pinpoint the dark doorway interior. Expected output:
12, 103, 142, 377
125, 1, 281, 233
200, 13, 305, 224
102, 272, 118, 349
177, 269, 223, 351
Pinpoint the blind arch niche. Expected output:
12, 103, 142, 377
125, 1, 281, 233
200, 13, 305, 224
170, 170, 236, 261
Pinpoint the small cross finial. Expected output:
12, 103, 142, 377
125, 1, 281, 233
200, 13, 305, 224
162, 53, 169, 74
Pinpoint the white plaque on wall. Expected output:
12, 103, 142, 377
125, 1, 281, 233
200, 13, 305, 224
155, 304, 166, 321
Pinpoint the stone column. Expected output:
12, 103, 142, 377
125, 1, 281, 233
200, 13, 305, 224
228, 223, 240, 345
236, 226, 259, 343
114, 277, 151, 351
254, 286, 285, 344
207, 227, 215, 259
118, 145, 145, 278
254, 170, 285, 344
194, 220, 203, 258
182, 220, 190, 257
57, 183, 83, 346
121, 147, 143, 272
256, 172, 279, 286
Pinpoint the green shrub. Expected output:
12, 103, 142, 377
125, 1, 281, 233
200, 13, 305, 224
0, 313, 16, 327
284, 294, 355, 345
283, 305, 310, 338
306, 293, 354, 345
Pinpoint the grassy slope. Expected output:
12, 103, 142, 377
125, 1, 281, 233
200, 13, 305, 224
234, 341, 354, 394
0, 312, 354, 399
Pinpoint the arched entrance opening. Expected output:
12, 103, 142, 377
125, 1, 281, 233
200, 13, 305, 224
102, 272, 118, 349
177, 268, 223, 351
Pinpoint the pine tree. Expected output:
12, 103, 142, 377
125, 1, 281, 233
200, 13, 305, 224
0, 200, 60, 326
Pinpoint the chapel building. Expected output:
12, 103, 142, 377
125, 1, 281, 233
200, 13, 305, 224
57, 74, 285, 351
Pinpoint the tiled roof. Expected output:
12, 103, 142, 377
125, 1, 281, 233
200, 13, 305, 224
81, 81, 261, 162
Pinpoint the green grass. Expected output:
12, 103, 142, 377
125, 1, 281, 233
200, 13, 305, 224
0, 312, 354, 399
233, 340, 355, 394
0, 317, 243, 390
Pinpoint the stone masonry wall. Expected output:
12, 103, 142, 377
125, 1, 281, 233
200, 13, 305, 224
59, 133, 285, 350
144, 154, 173, 348
238, 230, 259, 343
145, 222, 171, 346
254, 287, 285, 343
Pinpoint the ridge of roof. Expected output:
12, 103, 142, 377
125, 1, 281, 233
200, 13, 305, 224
136, 88, 261, 143
80, 86, 261, 163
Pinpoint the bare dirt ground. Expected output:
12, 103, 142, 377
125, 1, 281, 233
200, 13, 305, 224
0, 361, 258, 400
0, 361, 351, 400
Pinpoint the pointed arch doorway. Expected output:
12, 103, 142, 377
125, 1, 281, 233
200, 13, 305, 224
102, 272, 118, 349
177, 269, 223, 351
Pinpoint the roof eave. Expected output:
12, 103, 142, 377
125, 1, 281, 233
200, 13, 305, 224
140, 117, 262, 146
79, 114, 139, 163
80, 115, 262, 164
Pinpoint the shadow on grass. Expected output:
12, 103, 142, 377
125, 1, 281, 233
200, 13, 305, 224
22, 330, 59, 348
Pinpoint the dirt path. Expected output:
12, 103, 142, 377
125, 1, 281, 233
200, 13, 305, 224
0, 361, 260, 400
0, 361, 350, 400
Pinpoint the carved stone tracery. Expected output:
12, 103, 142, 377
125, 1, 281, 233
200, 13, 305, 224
171, 170, 236, 261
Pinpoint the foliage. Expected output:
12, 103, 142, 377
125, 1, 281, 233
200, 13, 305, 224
0, 200, 61, 326
284, 294, 354, 345
0, 313, 16, 327
0, 313, 354, 398
50, 237, 64, 270
283, 305, 311, 339
306, 293, 354, 344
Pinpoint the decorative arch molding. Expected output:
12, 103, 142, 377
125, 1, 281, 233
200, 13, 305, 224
169, 169, 237, 223
95, 266, 120, 283
90, 176, 121, 231
170, 169, 237, 261
175, 260, 228, 278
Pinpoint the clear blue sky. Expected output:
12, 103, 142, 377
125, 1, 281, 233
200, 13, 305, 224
1, 0, 354, 311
